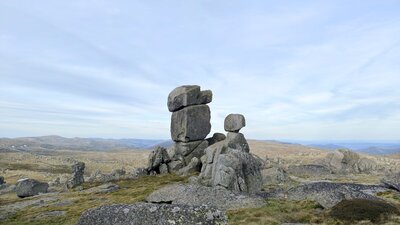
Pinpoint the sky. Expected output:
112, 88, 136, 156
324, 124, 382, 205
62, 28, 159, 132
0, 0, 399, 141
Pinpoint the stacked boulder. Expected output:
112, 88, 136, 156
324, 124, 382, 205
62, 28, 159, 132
199, 114, 263, 193
67, 161, 85, 189
147, 85, 214, 175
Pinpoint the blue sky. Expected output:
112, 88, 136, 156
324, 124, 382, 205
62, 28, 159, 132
0, 0, 399, 140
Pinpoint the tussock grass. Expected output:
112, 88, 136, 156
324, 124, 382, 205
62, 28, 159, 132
330, 199, 400, 223
228, 199, 323, 225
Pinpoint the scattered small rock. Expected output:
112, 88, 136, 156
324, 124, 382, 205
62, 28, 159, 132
77, 202, 227, 225
146, 183, 265, 210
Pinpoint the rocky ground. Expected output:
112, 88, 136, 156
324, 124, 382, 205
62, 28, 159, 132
2, 142, 400, 225
2, 85, 400, 225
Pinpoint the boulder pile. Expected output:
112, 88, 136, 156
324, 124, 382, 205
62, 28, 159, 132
323, 149, 378, 174
77, 203, 227, 225
199, 113, 263, 193
147, 85, 214, 175
146, 85, 263, 194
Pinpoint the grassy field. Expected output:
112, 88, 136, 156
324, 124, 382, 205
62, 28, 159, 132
2, 141, 400, 224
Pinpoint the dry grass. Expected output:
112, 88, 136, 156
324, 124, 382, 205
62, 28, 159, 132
0, 150, 149, 184
228, 198, 400, 225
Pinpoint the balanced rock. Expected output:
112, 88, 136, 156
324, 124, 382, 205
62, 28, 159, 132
167, 85, 212, 112
77, 202, 227, 225
171, 105, 211, 142
224, 114, 245, 132
67, 162, 85, 189
16, 178, 49, 198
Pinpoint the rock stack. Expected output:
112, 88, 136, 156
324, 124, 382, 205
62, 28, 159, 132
199, 114, 263, 193
67, 161, 85, 188
147, 85, 214, 175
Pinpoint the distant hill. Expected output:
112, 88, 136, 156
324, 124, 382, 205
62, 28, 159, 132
2, 135, 398, 155
305, 142, 400, 155
0, 135, 170, 152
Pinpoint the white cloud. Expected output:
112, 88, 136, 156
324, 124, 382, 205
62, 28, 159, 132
0, 0, 399, 140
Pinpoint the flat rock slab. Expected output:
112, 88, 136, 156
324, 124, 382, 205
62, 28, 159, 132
285, 182, 388, 208
77, 202, 227, 225
146, 184, 266, 210
0, 196, 58, 221
82, 183, 119, 194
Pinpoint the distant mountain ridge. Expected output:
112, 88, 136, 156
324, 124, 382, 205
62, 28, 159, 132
0, 135, 172, 152
1, 136, 399, 155
306, 142, 400, 155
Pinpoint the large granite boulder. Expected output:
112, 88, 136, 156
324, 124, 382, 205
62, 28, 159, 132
16, 178, 49, 198
146, 183, 265, 210
167, 85, 212, 112
224, 114, 246, 132
171, 105, 211, 142
77, 202, 227, 225
67, 161, 85, 188
285, 182, 388, 208
225, 132, 250, 153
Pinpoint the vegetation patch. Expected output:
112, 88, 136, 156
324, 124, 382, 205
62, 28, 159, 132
0, 162, 71, 174
329, 199, 400, 223
227, 199, 323, 225
1, 174, 188, 225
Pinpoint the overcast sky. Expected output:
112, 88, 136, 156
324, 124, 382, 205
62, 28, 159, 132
0, 0, 399, 141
